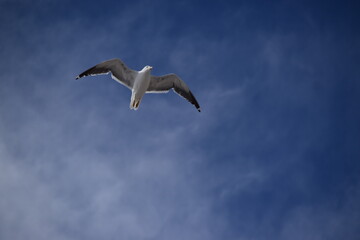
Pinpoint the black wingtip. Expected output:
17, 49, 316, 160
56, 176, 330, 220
75, 76, 80, 80
189, 91, 201, 112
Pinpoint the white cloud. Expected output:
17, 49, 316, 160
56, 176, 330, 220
1, 1, 359, 240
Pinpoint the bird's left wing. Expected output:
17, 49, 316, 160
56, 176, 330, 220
75, 58, 137, 89
147, 74, 201, 112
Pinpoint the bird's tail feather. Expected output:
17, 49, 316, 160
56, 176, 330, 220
130, 95, 141, 110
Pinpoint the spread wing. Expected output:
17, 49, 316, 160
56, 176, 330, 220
75, 58, 137, 89
147, 74, 201, 112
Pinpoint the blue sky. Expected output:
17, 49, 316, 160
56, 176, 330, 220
0, 0, 359, 239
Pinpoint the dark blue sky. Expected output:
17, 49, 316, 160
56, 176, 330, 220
0, 0, 359, 239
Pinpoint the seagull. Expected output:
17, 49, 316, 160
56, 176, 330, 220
75, 58, 201, 112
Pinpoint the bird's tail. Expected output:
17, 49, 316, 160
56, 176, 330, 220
130, 94, 141, 110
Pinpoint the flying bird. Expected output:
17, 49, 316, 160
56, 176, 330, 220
75, 58, 201, 112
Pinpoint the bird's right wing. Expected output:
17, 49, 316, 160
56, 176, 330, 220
147, 74, 201, 112
75, 58, 137, 89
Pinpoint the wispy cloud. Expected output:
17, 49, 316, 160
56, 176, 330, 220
1, 1, 359, 240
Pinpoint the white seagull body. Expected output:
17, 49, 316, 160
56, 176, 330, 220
75, 58, 201, 112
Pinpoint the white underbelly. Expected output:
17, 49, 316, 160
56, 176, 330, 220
133, 73, 150, 98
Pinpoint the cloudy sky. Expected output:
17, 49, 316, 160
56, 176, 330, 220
0, 0, 359, 239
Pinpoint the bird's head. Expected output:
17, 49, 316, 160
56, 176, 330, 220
142, 65, 153, 71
